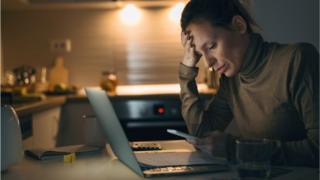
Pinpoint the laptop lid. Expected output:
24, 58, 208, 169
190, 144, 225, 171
85, 88, 144, 177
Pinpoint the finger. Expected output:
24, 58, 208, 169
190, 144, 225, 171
188, 36, 198, 52
185, 39, 193, 49
190, 42, 195, 48
181, 30, 188, 40
188, 35, 194, 46
181, 32, 189, 47
185, 30, 191, 36
194, 50, 201, 58
189, 34, 193, 42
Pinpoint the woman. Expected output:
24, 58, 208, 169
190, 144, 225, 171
179, 0, 319, 167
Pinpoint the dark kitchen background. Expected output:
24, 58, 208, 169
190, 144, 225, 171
1, 0, 318, 87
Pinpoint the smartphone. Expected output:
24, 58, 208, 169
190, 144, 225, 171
166, 129, 198, 142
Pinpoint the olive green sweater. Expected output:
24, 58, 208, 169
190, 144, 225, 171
179, 33, 319, 167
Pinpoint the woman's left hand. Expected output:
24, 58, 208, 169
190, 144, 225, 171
190, 131, 228, 157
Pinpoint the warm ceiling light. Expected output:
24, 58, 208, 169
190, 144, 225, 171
169, 2, 185, 23
119, 4, 141, 25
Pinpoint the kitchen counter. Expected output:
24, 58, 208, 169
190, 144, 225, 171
12, 83, 215, 117
69, 83, 216, 102
80, 83, 216, 96
114, 83, 216, 95
13, 96, 66, 117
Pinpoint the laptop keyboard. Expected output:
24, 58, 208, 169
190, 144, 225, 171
143, 165, 229, 176
131, 143, 162, 151
144, 166, 191, 174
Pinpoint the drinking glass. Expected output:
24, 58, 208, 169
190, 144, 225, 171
236, 138, 274, 179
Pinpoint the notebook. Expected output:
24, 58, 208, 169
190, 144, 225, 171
25, 144, 103, 160
85, 88, 229, 177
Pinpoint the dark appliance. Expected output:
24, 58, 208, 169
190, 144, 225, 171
111, 95, 188, 141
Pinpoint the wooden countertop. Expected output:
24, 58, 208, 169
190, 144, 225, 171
79, 83, 216, 96
114, 83, 215, 95
68, 84, 216, 103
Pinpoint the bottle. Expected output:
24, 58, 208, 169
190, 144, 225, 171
48, 56, 69, 91
35, 67, 49, 93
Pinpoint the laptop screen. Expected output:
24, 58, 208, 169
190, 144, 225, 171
85, 88, 144, 176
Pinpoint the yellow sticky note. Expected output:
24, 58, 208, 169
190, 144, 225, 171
63, 153, 76, 163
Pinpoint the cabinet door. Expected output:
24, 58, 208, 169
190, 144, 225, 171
56, 103, 105, 147
32, 107, 61, 149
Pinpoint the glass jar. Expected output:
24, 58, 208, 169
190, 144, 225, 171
100, 70, 117, 93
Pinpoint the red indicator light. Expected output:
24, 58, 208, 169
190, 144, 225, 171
153, 105, 165, 115
158, 107, 165, 114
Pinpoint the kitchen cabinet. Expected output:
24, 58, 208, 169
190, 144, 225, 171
13, 96, 66, 150
22, 107, 61, 150
56, 101, 105, 147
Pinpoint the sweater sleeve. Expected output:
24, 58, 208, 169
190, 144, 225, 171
277, 43, 319, 167
178, 63, 233, 137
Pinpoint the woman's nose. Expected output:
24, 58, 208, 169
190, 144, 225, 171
204, 55, 217, 68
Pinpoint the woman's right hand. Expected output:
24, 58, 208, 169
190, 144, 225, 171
181, 31, 202, 67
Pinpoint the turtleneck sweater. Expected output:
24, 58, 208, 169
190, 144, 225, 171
179, 33, 319, 167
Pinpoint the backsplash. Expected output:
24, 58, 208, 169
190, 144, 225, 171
2, 6, 207, 87
2, 0, 318, 88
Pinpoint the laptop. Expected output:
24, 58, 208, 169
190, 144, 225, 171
85, 88, 229, 177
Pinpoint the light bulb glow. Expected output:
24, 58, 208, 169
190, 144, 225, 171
169, 2, 185, 23
119, 4, 141, 25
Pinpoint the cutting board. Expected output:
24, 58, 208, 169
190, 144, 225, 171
48, 56, 69, 91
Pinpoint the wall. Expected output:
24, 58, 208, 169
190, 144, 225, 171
2, 0, 318, 87
251, 0, 319, 49
2, 5, 207, 87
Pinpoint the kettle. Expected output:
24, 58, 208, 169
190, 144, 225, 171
1, 105, 23, 171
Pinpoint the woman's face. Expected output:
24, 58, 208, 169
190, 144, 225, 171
187, 20, 249, 77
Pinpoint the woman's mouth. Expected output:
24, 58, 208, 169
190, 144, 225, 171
216, 64, 227, 74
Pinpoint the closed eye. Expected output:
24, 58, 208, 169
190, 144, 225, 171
208, 43, 217, 50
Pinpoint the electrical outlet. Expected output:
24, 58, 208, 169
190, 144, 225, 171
50, 39, 72, 53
